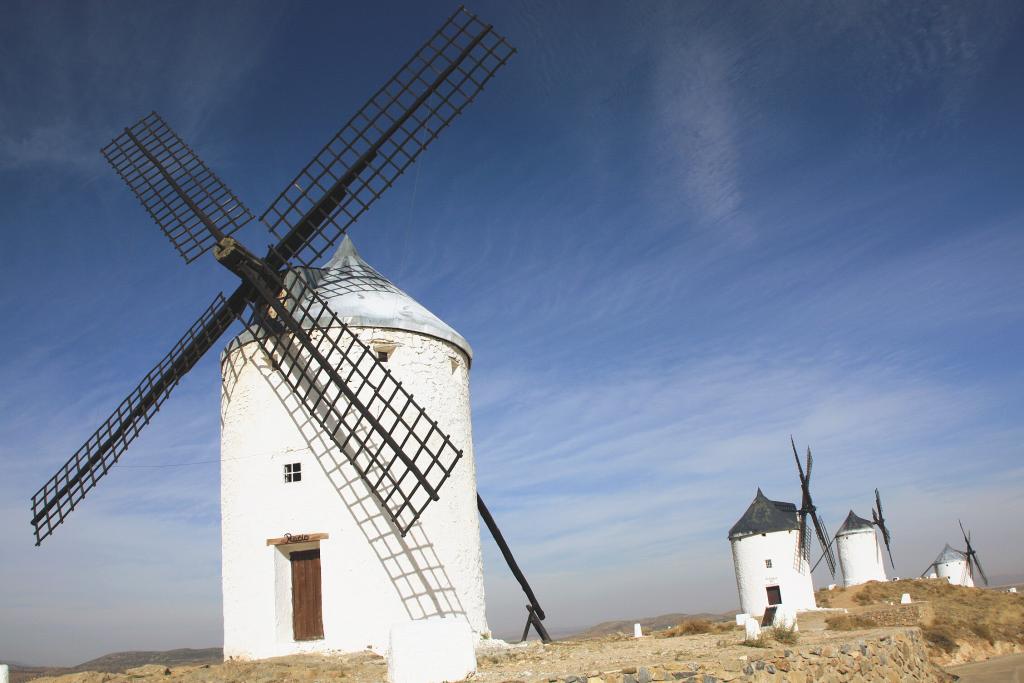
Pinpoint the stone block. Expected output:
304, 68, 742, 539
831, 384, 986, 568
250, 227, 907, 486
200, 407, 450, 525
771, 604, 797, 630
744, 617, 761, 641
387, 619, 476, 683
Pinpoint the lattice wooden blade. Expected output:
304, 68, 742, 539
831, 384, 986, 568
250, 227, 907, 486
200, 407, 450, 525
798, 513, 810, 560
102, 112, 255, 263
261, 7, 515, 269
972, 553, 989, 585
242, 269, 463, 535
30, 290, 247, 544
812, 511, 837, 576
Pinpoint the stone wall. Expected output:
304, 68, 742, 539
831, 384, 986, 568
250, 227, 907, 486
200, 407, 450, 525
853, 602, 935, 628
540, 629, 951, 683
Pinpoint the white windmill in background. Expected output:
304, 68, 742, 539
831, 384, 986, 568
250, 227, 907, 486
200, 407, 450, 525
923, 521, 988, 588
728, 489, 817, 618
835, 489, 895, 587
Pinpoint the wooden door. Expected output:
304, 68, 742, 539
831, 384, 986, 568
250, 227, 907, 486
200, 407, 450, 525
291, 549, 324, 641
766, 585, 782, 606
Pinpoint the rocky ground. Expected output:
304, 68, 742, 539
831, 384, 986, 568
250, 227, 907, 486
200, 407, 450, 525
21, 579, 1022, 683
24, 622, 947, 683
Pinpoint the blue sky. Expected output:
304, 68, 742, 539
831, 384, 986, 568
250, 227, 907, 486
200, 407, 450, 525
2, 0, 1023, 666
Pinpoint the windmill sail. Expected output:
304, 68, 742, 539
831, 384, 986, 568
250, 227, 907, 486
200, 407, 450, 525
960, 520, 989, 586
791, 436, 837, 577
238, 262, 463, 535
30, 289, 248, 544
872, 488, 895, 568
31, 7, 515, 544
260, 7, 515, 269
102, 112, 255, 263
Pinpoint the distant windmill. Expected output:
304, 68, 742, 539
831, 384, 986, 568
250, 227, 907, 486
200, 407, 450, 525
921, 521, 988, 588
791, 436, 837, 578
29, 6, 553, 654
871, 488, 895, 568
834, 489, 894, 587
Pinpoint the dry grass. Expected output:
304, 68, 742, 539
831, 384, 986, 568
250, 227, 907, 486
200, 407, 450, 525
770, 625, 800, 644
657, 618, 734, 638
818, 578, 1024, 657
741, 635, 770, 648
825, 614, 877, 631
922, 623, 960, 654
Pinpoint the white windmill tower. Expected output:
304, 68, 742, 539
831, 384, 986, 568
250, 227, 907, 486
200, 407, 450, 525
835, 489, 896, 587
930, 545, 974, 587
221, 236, 489, 658
835, 512, 887, 587
728, 489, 817, 617
923, 522, 988, 588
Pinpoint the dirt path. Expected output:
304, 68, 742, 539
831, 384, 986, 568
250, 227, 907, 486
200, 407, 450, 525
948, 653, 1024, 683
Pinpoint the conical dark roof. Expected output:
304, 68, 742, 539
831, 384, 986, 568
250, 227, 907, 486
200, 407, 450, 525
836, 510, 874, 536
728, 488, 799, 540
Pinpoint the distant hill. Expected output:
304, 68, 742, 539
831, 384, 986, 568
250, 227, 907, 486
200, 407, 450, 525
570, 612, 734, 639
7, 648, 221, 683
74, 648, 223, 672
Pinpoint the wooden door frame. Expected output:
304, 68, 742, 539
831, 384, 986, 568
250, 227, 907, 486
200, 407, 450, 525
290, 547, 325, 641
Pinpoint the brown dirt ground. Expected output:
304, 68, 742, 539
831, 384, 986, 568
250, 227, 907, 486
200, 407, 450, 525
816, 578, 1024, 666
23, 625, 925, 683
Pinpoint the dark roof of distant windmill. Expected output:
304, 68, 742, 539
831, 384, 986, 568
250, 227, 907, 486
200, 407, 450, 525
836, 510, 875, 536
728, 488, 800, 540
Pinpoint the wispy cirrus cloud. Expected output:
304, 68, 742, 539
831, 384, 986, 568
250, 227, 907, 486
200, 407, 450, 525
0, 1, 285, 173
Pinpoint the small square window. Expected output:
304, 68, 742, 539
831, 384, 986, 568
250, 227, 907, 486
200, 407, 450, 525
377, 350, 389, 363
284, 462, 302, 483
765, 559, 773, 568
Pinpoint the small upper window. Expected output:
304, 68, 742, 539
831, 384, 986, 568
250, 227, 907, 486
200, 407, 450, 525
765, 559, 773, 568
284, 462, 302, 483
377, 350, 389, 363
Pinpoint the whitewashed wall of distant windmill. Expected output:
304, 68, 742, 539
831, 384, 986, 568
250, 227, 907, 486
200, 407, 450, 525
220, 325, 488, 660
730, 529, 817, 616
836, 527, 887, 587
936, 556, 974, 587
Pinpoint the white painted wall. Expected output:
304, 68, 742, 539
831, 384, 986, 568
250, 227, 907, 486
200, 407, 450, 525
836, 527, 887, 587
730, 529, 816, 617
221, 325, 488, 660
936, 558, 974, 587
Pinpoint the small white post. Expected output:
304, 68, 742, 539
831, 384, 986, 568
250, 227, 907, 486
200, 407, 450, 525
633, 623, 643, 638
0, 663, 9, 683
735, 613, 749, 626
827, 583, 836, 591
900, 593, 912, 604
744, 617, 761, 641
1008, 587, 1018, 594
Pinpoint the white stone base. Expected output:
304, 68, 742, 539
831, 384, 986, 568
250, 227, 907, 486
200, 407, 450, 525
771, 605, 798, 630
388, 620, 476, 683
744, 617, 761, 641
